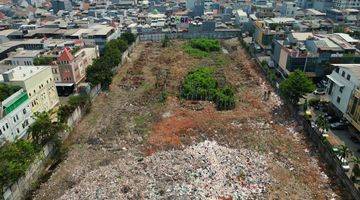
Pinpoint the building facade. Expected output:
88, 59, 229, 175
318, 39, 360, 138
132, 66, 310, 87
2, 66, 59, 114
0, 89, 32, 145
326, 64, 360, 114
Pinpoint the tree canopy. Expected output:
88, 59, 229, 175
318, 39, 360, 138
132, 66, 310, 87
86, 37, 129, 89
33, 56, 53, 66
279, 70, 315, 104
0, 83, 22, 101
120, 32, 136, 45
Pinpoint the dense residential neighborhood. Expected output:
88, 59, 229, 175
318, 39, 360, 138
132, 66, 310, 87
0, 0, 360, 199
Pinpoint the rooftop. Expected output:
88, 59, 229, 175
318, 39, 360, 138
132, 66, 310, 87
3, 65, 48, 82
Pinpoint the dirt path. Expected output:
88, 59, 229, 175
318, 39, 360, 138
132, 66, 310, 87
33, 40, 348, 200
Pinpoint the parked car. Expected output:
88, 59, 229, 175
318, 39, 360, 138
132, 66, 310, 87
337, 156, 351, 172
330, 122, 348, 130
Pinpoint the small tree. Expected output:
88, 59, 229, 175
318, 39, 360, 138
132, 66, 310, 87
28, 112, 64, 146
279, 70, 315, 105
338, 145, 351, 160
351, 157, 360, 182
316, 113, 329, 132
120, 32, 136, 45
162, 35, 170, 47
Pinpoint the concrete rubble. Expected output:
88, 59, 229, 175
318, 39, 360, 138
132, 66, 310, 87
59, 141, 271, 199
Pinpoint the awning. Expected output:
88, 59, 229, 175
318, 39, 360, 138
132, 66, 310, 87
55, 83, 75, 87
326, 75, 344, 87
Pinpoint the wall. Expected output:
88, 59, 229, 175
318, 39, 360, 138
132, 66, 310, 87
139, 31, 240, 41
1, 84, 101, 200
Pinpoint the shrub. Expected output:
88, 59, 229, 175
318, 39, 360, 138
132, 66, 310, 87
33, 56, 53, 65
120, 32, 136, 45
181, 67, 235, 110
68, 94, 90, 108
0, 83, 22, 101
0, 140, 39, 189
189, 38, 221, 52
57, 104, 74, 123
183, 44, 209, 58
308, 98, 320, 107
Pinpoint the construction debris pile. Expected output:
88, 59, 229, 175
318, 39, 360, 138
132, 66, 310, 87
59, 141, 271, 199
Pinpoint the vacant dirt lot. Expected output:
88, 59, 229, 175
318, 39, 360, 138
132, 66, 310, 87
33, 40, 348, 199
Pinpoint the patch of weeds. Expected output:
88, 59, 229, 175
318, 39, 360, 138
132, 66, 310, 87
213, 53, 230, 66
159, 91, 168, 103
134, 114, 150, 135
182, 44, 209, 58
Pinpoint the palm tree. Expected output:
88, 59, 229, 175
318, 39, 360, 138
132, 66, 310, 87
338, 145, 351, 160
316, 113, 329, 133
351, 157, 360, 182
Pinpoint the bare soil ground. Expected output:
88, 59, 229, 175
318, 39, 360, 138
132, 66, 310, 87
33, 40, 348, 200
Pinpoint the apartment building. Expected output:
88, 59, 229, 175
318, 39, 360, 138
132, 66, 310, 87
0, 88, 32, 145
2, 66, 59, 113
333, 0, 360, 9
326, 64, 360, 114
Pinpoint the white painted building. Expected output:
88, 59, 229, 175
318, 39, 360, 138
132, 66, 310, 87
2, 66, 59, 114
0, 89, 33, 145
7, 49, 42, 66
280, 1, 297, 17
326, 64, 360, 114
235, 9, 249, 26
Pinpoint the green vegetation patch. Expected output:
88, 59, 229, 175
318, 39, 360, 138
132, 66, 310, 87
33, 56, 53, 66
181, 67, 235, 110
183, 38, 221, 58
0, 83, 22, 101
0, 140, 39, 189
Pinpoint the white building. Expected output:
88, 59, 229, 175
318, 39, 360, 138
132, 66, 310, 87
235, 9, 249, 26
280, 1, 297, 17
0, 89, 33, 145
7, 49, 42, 66
2, 66, 59, 114
326, 64, 360, 114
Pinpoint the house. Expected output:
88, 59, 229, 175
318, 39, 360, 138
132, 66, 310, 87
52, 47, 98, 96
280, 2, 297, 17
272, 33, 359, 78
0, 87, 33, 145
235, 9, 249, 27
326, 64, 360, 115
253, 17, 296, 50
6, 48, 42, 66
2, 66, 59, 114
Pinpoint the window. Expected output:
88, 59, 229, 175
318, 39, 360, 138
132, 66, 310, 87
6, 123, 8, 129
347, 74, 351, 80
2, 126, 5, 131
335, 68, 339, 73
23, 109, 26, 114
13, 117, 16, 123
16, 128, 19, 133
337, 96, 341, 103
340, 87, 343, 93
342, 71, 345, 77
16, 115, 19, 120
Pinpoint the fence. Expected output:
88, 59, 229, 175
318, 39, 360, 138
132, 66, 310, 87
250, 49, 360, 200
139, 30, 241, 41
2, 85, 101, 200
113, 36, 140, 72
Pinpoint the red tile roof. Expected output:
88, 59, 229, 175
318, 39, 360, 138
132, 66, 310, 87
58, 47, 74, 62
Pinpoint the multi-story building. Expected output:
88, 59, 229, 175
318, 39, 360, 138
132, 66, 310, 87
326, 64, 360, 114
345, 87, 360, 132
2, 66, 59, 113
51, 46, 98, 95
272, 33, 359, 78
51, 0, 72, 14
7, 48, 42, 66
253, 17, 296, 50
0, 88, 32, 145
333, 0, 360, 9
280, 2, 297, 17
